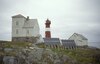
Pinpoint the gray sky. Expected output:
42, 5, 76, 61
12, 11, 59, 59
0, 0, 100, 47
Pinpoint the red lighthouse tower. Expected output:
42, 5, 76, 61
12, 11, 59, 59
45, 19, 51, 38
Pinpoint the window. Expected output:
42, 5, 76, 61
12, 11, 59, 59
79, 40, 82, 42
16, 21, 19, 25
27, 30, 29, 34
16, 29, 18, 34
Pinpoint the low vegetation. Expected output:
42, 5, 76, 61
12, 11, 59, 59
0, 42, 32, 48
0, 42, 100, 64
35, 43, 100, 64
36, 43, 45, 48
51, 48, 100, 64
0, 42, 32, 56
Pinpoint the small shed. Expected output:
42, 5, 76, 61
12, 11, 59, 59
61, 40, 76, 49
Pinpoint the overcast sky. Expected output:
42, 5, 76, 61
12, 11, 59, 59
0, 0, 100, 47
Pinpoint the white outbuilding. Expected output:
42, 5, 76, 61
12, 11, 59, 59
68, 33, 88, 46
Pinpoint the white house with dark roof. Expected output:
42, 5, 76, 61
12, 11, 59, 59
12, 14, 40, 43
68, 33, 88, 46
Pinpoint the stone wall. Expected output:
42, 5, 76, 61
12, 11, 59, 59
12, 37, 37, 43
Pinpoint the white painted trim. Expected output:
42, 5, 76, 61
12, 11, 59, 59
45, 28, 50, 31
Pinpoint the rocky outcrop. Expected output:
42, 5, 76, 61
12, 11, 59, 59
1, 42, 100, 64
1, 44, 76, 64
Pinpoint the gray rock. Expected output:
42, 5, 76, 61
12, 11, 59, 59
4, 48, 14, 52
3, 56, 17, 64
3, 44, 75, 64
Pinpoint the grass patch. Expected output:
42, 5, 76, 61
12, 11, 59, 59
36, 43, 45, 48
51, 48, 100, 64
2, 42, 32, 48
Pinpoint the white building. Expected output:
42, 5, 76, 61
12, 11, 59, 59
68, 33, 88, 46
12, 14, 40, 43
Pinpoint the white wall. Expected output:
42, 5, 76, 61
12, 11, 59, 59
12, 18, 26, 37
69, 34, 88, 46
33, 20, 40, 37
12, 17, 40, 37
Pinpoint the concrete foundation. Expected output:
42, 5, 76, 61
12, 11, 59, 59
12, 37, 37, 43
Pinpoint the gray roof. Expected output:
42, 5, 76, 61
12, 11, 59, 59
61, 40, 76, 47
43, 38, 60, 45
75, 33, 88, 40
69, 33, 88, 40
12, 14, 26, 18
23, 19, 38, 28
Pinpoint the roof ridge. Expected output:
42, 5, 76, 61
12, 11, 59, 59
75, 33, 88, 40
12, 14, 26, 18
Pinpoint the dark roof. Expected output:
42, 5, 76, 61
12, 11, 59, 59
43, 38, 60, 45
69, 33, 88, 40
74, 33, 88, 40
61, 40, 76, 47
12, 14, 26, 18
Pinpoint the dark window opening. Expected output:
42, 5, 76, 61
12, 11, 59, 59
16, 21, 19, 25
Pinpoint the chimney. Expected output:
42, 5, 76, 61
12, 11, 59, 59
45, 19, 51, 38
26, 16, 29, 21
